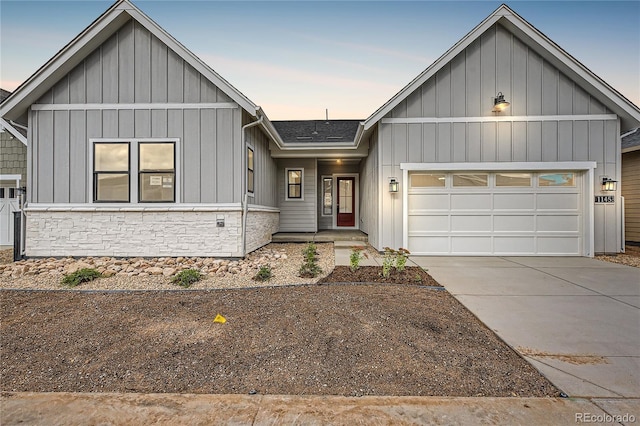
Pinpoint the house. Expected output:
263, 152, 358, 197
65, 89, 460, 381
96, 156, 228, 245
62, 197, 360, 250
1, 1, 639, 258
622, 128, 640, 245
0, 89, 27, 246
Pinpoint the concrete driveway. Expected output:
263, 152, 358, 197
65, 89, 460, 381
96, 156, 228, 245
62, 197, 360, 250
410, 256, 640, 402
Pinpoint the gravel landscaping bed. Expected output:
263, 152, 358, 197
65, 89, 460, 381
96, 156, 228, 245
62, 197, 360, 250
1, 285, 559, 397
0, 243, 334, 290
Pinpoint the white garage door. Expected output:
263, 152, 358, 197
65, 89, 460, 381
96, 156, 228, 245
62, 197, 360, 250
407, 171, 583, 255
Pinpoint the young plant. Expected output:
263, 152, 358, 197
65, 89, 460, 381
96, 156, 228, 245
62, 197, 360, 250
172, 268, 202, 288
299, 242, 322, 278
253, 265, 272, 282
349, 245, 367, 272
395, 248, 410, 272
382, 247, 395, 278
61, 268, 102, 287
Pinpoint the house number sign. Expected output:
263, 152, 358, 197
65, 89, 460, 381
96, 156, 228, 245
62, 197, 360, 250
594, 196, 614, 204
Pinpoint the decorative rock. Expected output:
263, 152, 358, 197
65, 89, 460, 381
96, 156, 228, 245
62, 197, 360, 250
146, 267, 163, 275
162, 268, 177, 277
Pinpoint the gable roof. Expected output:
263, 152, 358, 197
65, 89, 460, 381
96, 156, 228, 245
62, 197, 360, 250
0, 0, 261, 122
361, 4, 640, 134
273, 120, 362, 144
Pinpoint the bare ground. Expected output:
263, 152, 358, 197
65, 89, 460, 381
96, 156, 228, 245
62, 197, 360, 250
0, 284, 559, 397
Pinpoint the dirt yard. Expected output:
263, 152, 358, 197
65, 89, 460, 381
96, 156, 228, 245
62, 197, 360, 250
1, 284, 559, 397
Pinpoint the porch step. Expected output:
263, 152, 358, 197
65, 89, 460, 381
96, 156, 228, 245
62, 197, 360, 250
271, 230, 367, 243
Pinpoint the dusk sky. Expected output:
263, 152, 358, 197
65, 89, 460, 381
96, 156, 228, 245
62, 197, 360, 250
1, 1, 638, 120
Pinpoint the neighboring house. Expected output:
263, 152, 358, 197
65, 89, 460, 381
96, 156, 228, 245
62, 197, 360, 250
622, 128, 640, 245
0, 89, 27, 246
1, 1, 639, 257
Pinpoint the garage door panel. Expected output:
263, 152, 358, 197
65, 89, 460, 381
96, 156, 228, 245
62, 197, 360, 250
493, 215, 535, 232
408, 236, 449, 254
537, 193, 579, 210
537, 237, 581, 255
494, 237, 535, 254
408, 215, 448, 231
493, 193, 535, 210
451, 237, 492, 253
451, 194, 491, 210
537, 215, 580, 232
451, 215, 491, 231
408, 193, 450, 210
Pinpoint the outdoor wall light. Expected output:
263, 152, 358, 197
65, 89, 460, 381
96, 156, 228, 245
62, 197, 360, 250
492, 92, 510, 112
389, 177, 399, 193
601, 176, 617, 192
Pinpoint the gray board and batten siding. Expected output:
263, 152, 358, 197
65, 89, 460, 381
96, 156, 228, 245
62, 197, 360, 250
28, 19, 249, 205
358, 126, 379, 248
377, 23, 621, 253
244, 111, 278, 208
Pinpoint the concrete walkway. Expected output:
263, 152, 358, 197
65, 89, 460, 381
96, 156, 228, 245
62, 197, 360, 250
410, 256, 640, 401
2, 392, 635, 425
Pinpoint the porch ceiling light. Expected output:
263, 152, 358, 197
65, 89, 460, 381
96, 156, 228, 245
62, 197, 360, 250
601, 176, 617, 192
492, 92, 510, 112
389, 177, 399, 193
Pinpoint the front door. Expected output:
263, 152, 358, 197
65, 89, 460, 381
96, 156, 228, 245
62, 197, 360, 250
337, 177, 355, 227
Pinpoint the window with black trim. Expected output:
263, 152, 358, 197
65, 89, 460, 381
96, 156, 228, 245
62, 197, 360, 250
247, 147, 254, 194
286, 169, 303, 199
139, 142, 175, 202
94, 142, 130, 202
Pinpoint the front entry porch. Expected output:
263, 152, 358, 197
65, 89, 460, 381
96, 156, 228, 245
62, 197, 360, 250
271, 230, 368, 243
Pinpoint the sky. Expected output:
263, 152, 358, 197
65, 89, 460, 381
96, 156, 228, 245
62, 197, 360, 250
1, 0, 638, 120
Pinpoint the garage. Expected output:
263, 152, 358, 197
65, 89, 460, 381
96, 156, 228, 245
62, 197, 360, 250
406, 169, 588, 256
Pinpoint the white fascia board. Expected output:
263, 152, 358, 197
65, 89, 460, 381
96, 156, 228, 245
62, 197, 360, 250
31, 103, 239, 111
400, 161, 597, 171
123, 5, 260, 116
0, 118, 27, 146
382, 114, 617, 124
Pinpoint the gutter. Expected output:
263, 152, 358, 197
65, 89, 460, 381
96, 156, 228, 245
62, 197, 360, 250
240, 111, 264, 257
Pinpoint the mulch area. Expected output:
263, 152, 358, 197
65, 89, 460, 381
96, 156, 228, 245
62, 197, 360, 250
320, 266, 439, 286
1, 284, 559, 397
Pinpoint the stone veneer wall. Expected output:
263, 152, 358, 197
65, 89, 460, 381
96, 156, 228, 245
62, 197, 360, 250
24, 206, 280, 258
25, 209, 244, 258
0, 132, 27, 186
245, 209, 280, 253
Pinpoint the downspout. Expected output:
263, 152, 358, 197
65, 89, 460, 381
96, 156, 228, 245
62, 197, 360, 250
241, 111, 264, 257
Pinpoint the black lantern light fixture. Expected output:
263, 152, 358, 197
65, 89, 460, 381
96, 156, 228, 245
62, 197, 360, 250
389, 177, 399, 193
492, 92, 510, 112
601, 176, 617, 192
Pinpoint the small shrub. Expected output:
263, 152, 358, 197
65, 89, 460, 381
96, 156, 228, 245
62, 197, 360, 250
349, 246, 366, 272
382, 247, 394, 278
253, 265, 272, 281
172, 268, 202, 288
395, 248, 410, 272
61, 268, 102, 287
299, 242, 322, 278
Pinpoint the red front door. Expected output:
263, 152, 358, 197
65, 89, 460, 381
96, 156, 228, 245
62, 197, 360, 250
336, 177, 355, 227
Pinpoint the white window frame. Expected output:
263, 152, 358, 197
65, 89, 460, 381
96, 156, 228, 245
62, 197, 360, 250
246, 144, 255, 198
89, 138, 180, 205
285, 167, 304, 201
321, 175, 333, 217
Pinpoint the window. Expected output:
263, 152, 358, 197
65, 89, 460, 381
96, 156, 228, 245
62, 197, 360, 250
247, 147, 254, 194
286, 169, 303, 200
411, 173, 445, 187
139, 142, 175, 202
322, 177, 332, 215
496, 173, 531, 187
538, 173, 575, 187
94, 142, 130, 202
0, 188, 4, 199
453, 173, 488, 187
